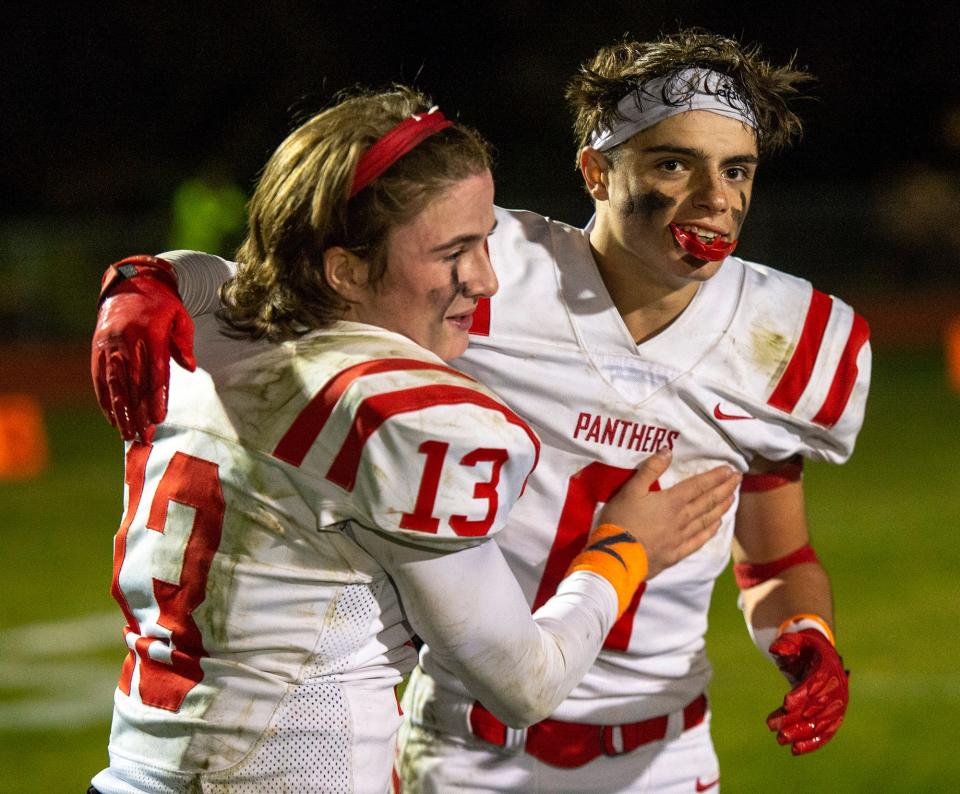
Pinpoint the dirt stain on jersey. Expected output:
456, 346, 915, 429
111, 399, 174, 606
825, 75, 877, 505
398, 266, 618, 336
368, 461, 393, 488
186, 687, 265, 771
396, 723, 433, 789
750, 325, 794, 384
200, 529, 247, 649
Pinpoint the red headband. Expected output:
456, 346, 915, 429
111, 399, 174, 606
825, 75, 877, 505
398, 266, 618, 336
349, 107, 454, 198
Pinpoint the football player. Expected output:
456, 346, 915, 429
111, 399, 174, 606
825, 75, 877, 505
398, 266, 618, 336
397, 32, 867, 792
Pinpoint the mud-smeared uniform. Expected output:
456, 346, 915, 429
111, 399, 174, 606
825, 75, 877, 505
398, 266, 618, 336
93, 318, 626, 794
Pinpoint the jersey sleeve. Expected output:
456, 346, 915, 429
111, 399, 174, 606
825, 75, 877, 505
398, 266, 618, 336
281, 357, 541, 551
353, 526, 618, 727
705, 262, 871, 464
159, 250, 237, 317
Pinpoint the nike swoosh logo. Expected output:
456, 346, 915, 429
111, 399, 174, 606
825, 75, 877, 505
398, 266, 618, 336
696, 776, 720, 791
713, 403, 754, 421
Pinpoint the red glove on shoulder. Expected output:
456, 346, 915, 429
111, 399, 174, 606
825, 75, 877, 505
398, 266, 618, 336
91, 256, 196, 443
767, 627, 849, 755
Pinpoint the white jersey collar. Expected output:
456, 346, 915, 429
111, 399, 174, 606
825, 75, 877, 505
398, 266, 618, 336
559, 225, 744, 374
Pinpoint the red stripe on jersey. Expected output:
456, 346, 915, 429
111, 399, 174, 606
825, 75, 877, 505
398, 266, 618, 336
391, 765, 401, 794
811, 312, 870, 427
469, 700, 508, 745
112, 442, 152, 696
768, 289, 833, 413
326, 384, 540, 492
273, 358, 475, 466
469, 296, 491, 336
469, 239, 491, 336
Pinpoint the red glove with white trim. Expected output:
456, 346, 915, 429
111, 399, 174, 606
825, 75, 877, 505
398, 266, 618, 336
766, 627, 849, 755
91, 256, 196, 443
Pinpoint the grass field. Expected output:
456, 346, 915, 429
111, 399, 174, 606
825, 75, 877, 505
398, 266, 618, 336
1, 348, 957, 792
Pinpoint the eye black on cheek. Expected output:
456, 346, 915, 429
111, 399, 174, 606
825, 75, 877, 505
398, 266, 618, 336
623, 189, 676, 222
732, 190, 749, 229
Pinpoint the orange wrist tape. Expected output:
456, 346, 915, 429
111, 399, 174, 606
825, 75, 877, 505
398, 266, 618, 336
778, 613, 836, 647
566, 523, 648, 618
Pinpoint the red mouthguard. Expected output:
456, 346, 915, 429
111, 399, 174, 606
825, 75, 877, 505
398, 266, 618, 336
670, 224, 738, 262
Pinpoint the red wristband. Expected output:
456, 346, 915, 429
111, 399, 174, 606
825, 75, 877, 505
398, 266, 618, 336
98, 255, 179, 305
741, 458, 803, 492
733, 543, 820, 589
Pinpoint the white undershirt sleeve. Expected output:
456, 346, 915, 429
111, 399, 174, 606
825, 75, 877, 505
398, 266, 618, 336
159, 250, 236, 316
354, 528, 618, 728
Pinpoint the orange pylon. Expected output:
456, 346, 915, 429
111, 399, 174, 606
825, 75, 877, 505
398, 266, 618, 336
0, 394, 49, 480
947, 317, 960, 393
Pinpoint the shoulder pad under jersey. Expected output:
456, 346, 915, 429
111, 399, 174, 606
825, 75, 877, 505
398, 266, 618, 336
272, 352, 540, 550
702, 260, 871, 463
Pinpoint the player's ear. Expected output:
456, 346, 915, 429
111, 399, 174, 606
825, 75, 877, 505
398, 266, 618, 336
324, 247, 371, 304
580, 147, 610, 202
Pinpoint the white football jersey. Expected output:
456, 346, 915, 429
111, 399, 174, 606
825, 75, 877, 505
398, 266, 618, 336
98, 318, 538, 791
417, 207, 871, 723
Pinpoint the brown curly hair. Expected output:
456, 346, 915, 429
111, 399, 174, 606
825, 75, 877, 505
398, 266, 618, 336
221, 86, 492, 342
565, 29, 814, 167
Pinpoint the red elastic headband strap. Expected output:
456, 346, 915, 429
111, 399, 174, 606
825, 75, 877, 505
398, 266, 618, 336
349, 107, 453, 198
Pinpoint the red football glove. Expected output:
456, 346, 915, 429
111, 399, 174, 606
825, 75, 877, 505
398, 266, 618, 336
91, 257, 196, 443
766, 628, 849, 755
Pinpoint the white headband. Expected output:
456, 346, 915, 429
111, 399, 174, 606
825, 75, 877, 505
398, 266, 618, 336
588, 68, 758, 152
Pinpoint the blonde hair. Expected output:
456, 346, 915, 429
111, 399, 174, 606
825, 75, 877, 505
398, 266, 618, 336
566, 29, 813, 166
221, 86, 492, 341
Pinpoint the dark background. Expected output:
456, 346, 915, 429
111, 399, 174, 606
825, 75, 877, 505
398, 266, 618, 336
2, 9, 959, 789
4, 1, 960, 341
